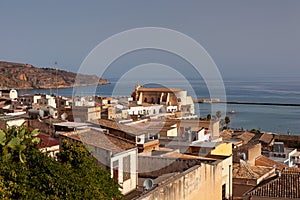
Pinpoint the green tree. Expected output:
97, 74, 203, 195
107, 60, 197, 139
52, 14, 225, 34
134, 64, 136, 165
0, 127, 122, 200
220, 119, 225, 127
250, 128, 261, 134
57, 139, 123, 199
216, 111, 222, 119
206, 114, 212, 121
225, 116, 230, 126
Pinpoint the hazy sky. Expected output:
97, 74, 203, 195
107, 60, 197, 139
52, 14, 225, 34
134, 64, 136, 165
1, 1, 300, 78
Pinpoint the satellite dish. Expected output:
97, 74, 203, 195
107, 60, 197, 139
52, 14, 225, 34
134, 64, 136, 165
238, 152, 246, 160
39, 109, 44, 118
49, 108, 54, 116
143, 178, 153, 191
61, 112, 68, 120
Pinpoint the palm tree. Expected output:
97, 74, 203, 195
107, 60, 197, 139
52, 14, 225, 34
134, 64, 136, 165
206, 114, 212, 121
216, 111, 222, 119
225, 116, 230, 127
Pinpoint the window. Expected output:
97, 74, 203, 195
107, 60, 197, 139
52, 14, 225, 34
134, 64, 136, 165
222, 184, 226, 200
123, 155, 131, 182
144, 97, 147, 103
149, 133, 158, 140
113, 160, 119, 183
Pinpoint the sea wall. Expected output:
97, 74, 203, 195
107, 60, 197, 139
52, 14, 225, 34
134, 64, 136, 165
275, 134, 300, 149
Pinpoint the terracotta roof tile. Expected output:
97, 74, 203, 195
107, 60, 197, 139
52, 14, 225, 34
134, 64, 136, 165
37, 133, 59, 148
98, 119, 148, 136
233, 160, 273, 179
234, 131, 255, 144
248, 171, 300, 199
220, 130, 232, 140
61, 128, 136, 155
255, 155, 287, 170
259, 133, 274, 144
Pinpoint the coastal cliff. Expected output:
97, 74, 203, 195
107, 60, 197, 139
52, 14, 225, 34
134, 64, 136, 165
0, 61, 109, 89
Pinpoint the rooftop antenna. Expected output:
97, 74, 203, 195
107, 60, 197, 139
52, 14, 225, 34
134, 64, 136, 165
143, 178, 154, 191
55, 62, 58, 97
55, 62, 59, 109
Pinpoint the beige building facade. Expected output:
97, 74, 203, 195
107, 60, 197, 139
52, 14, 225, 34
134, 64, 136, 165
137, 156, 232, 200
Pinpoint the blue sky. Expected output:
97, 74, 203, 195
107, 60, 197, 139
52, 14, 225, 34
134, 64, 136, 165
1, 1, 300, 79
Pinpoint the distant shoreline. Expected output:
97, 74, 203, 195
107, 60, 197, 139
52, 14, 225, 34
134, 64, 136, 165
13, 82, 110, 91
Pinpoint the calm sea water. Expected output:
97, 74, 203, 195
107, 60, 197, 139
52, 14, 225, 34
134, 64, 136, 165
19, 76, 300, 135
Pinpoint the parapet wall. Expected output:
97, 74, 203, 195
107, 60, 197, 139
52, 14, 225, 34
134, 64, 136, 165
138, 156, 202, 177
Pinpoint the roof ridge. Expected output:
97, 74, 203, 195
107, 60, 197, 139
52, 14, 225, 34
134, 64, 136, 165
240, 160, 256, 179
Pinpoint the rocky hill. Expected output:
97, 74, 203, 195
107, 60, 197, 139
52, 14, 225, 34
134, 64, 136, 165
0, 61, 109, 89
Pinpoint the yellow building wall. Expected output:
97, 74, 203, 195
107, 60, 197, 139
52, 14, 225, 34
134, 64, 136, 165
211, 142, 232, 156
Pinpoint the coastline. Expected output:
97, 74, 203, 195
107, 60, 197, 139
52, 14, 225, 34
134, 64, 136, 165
10, 81, 110, 90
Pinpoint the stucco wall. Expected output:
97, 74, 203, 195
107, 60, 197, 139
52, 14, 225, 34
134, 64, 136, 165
247, 143, 261, 165
6, 118, 26, 128
166, 127, 178, 137
138, 156, 232, 200
178, 120, 220, 138
137, 163, 224, 200
111, 148, 138, 195
220, 156, 233, 199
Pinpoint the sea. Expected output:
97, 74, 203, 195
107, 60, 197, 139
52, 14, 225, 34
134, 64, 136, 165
18, 76, 300, 135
